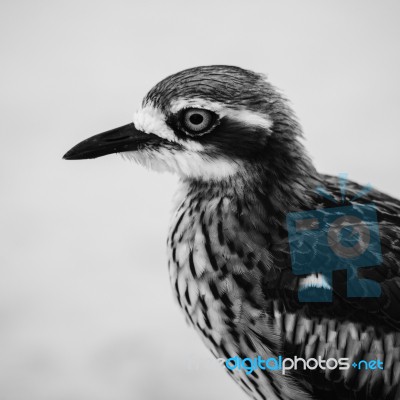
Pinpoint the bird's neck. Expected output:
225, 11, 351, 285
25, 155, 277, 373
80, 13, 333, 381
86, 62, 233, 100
182, 152, 319, 217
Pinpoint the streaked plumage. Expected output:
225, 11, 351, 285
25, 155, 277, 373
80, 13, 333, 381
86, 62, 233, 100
64, 66, 400, 400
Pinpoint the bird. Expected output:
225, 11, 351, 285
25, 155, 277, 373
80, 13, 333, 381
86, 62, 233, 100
63, 65, 400, 400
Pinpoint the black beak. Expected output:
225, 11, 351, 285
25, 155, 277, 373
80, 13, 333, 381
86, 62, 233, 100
63, 123, 157, 160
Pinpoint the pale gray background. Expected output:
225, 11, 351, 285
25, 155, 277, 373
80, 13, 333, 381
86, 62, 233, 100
1, 1, 399, 399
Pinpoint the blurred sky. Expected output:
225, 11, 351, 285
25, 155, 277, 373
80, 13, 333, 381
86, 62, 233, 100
0, 1, 399, 399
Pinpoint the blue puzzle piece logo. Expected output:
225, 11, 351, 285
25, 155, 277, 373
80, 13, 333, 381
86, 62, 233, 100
287, 203, 382, 302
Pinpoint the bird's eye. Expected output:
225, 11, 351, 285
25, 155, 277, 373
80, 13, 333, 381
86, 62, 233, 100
181, 108, 217, 135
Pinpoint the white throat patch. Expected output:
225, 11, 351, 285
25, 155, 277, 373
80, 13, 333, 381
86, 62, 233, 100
121, 148, 240, 180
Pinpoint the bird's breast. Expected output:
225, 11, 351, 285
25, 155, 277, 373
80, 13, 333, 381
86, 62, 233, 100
167, 187, 238, 353
165, 181, 300, 400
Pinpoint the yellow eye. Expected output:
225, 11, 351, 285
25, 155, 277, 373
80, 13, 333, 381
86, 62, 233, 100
182, 108, 216, 135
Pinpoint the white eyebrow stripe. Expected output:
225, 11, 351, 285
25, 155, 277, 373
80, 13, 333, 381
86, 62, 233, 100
170, 98, 273, 131
132, 105, 204, 151
228, 108, 273, 130
170, 98, 224, 114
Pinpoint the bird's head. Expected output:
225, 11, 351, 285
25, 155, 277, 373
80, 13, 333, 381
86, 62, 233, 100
64, 65, 313, 184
